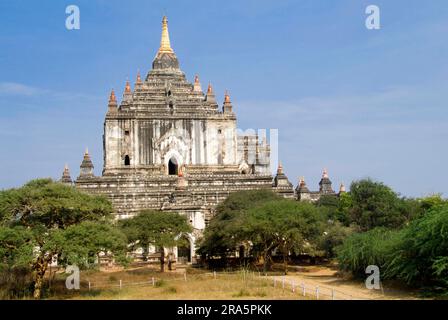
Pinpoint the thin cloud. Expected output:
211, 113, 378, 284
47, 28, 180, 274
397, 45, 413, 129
0, 82, 42, 96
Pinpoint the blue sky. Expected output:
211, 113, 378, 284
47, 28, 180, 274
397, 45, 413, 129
0, 0, 447, 197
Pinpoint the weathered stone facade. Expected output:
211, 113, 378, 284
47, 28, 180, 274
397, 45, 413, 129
62, 16, 344, 263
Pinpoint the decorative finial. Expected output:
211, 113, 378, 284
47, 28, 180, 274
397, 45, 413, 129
322, 168, 329, 179
207, 82, 213, 94
277, 162, 284, 175
299, 176, 306, 186
85, 148, 89, 155
158, 16, 174, 54
193, 74, 202, 92
136, 70, 142, 84
109, 89, 117, 104
125, 80, 131, 94
339, 183, 346, 193
224, 90, 231, 104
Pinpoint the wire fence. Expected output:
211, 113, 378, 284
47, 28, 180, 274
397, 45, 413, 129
80, 270, 368, 300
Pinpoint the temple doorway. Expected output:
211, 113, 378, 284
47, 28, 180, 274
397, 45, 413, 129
168, 157, 178, 175
177, 236, 191, 264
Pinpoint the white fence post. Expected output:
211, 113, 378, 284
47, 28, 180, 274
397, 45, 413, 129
184, 273, 187, 282
292, 281, 295, 293
316, 286, 319, 300
282, 276, 285, 289
213, 271, 216, 279
302, 283, 306, 296
119, 280, 122, 290
88, 281, 91, 291
152, 277, 155, 286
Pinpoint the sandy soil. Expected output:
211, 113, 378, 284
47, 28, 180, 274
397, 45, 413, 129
275, 264, 421, 300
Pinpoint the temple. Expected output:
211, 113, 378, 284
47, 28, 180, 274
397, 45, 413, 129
61, 16, 344, 263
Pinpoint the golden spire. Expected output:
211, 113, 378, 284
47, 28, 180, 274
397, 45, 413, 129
85, 148, 89, 156
125, 80, 131, 94
136, 70, 142, 84
322, 168, 329, 179
207, 82, 213, 94
158, 16, 174, 54
109, 89, 117, 104
224, 90, 231, 104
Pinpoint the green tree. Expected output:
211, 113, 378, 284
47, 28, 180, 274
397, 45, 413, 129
119, 210, 192, 272
0, 179, 124, 299
335, 227, 402, 277
348, 179, 406, 231
418, 194, 447, 212
316, 194, 352, 226
319, 221, 355, 258
243, 200, 325, 273
198, 190, 281, 258
385, 204, 448, 288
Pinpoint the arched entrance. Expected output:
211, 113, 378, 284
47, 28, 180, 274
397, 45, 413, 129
168, 157, 178, 175
177, 236, 191, 264
124, 155, 130, 166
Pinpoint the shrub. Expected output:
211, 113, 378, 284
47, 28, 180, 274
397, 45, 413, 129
335, 228, 402, 277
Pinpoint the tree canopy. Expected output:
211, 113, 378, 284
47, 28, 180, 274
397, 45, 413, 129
198, 190, 327, 273
119, 210, 192, 272
348, 179, 408, 231
0, 179, 126, 299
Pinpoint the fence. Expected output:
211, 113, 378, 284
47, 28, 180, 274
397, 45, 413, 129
80, 270, 365, 300
271, 275, 356, 300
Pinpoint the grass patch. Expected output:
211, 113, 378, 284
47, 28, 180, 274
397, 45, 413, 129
233, 288, 251, 297
155, 279, 166, 288
164, 286, 177, 294
108, 275, 118, 282
254, 290, 268, 297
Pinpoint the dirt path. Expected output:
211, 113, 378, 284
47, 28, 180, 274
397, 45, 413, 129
274, 265, 420, 300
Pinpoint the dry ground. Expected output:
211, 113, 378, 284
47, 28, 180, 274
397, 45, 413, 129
278, 264, 420, 300
47, 263, 420, 300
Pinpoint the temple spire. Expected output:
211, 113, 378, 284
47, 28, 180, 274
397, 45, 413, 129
108, 89, 118, 113
206, 82, 217, 105
319, 168, 334, 194
193, 74, 202, 92
277, 162, 284, 175
60, 164, 73, 185
123, 79, 132, 102
109, 89, 117, 104
125, 80, 131, 94
223, 90, 233, 114
136, 70, 142, 84
79, 148, 94, 179
158, 16, 174, 54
